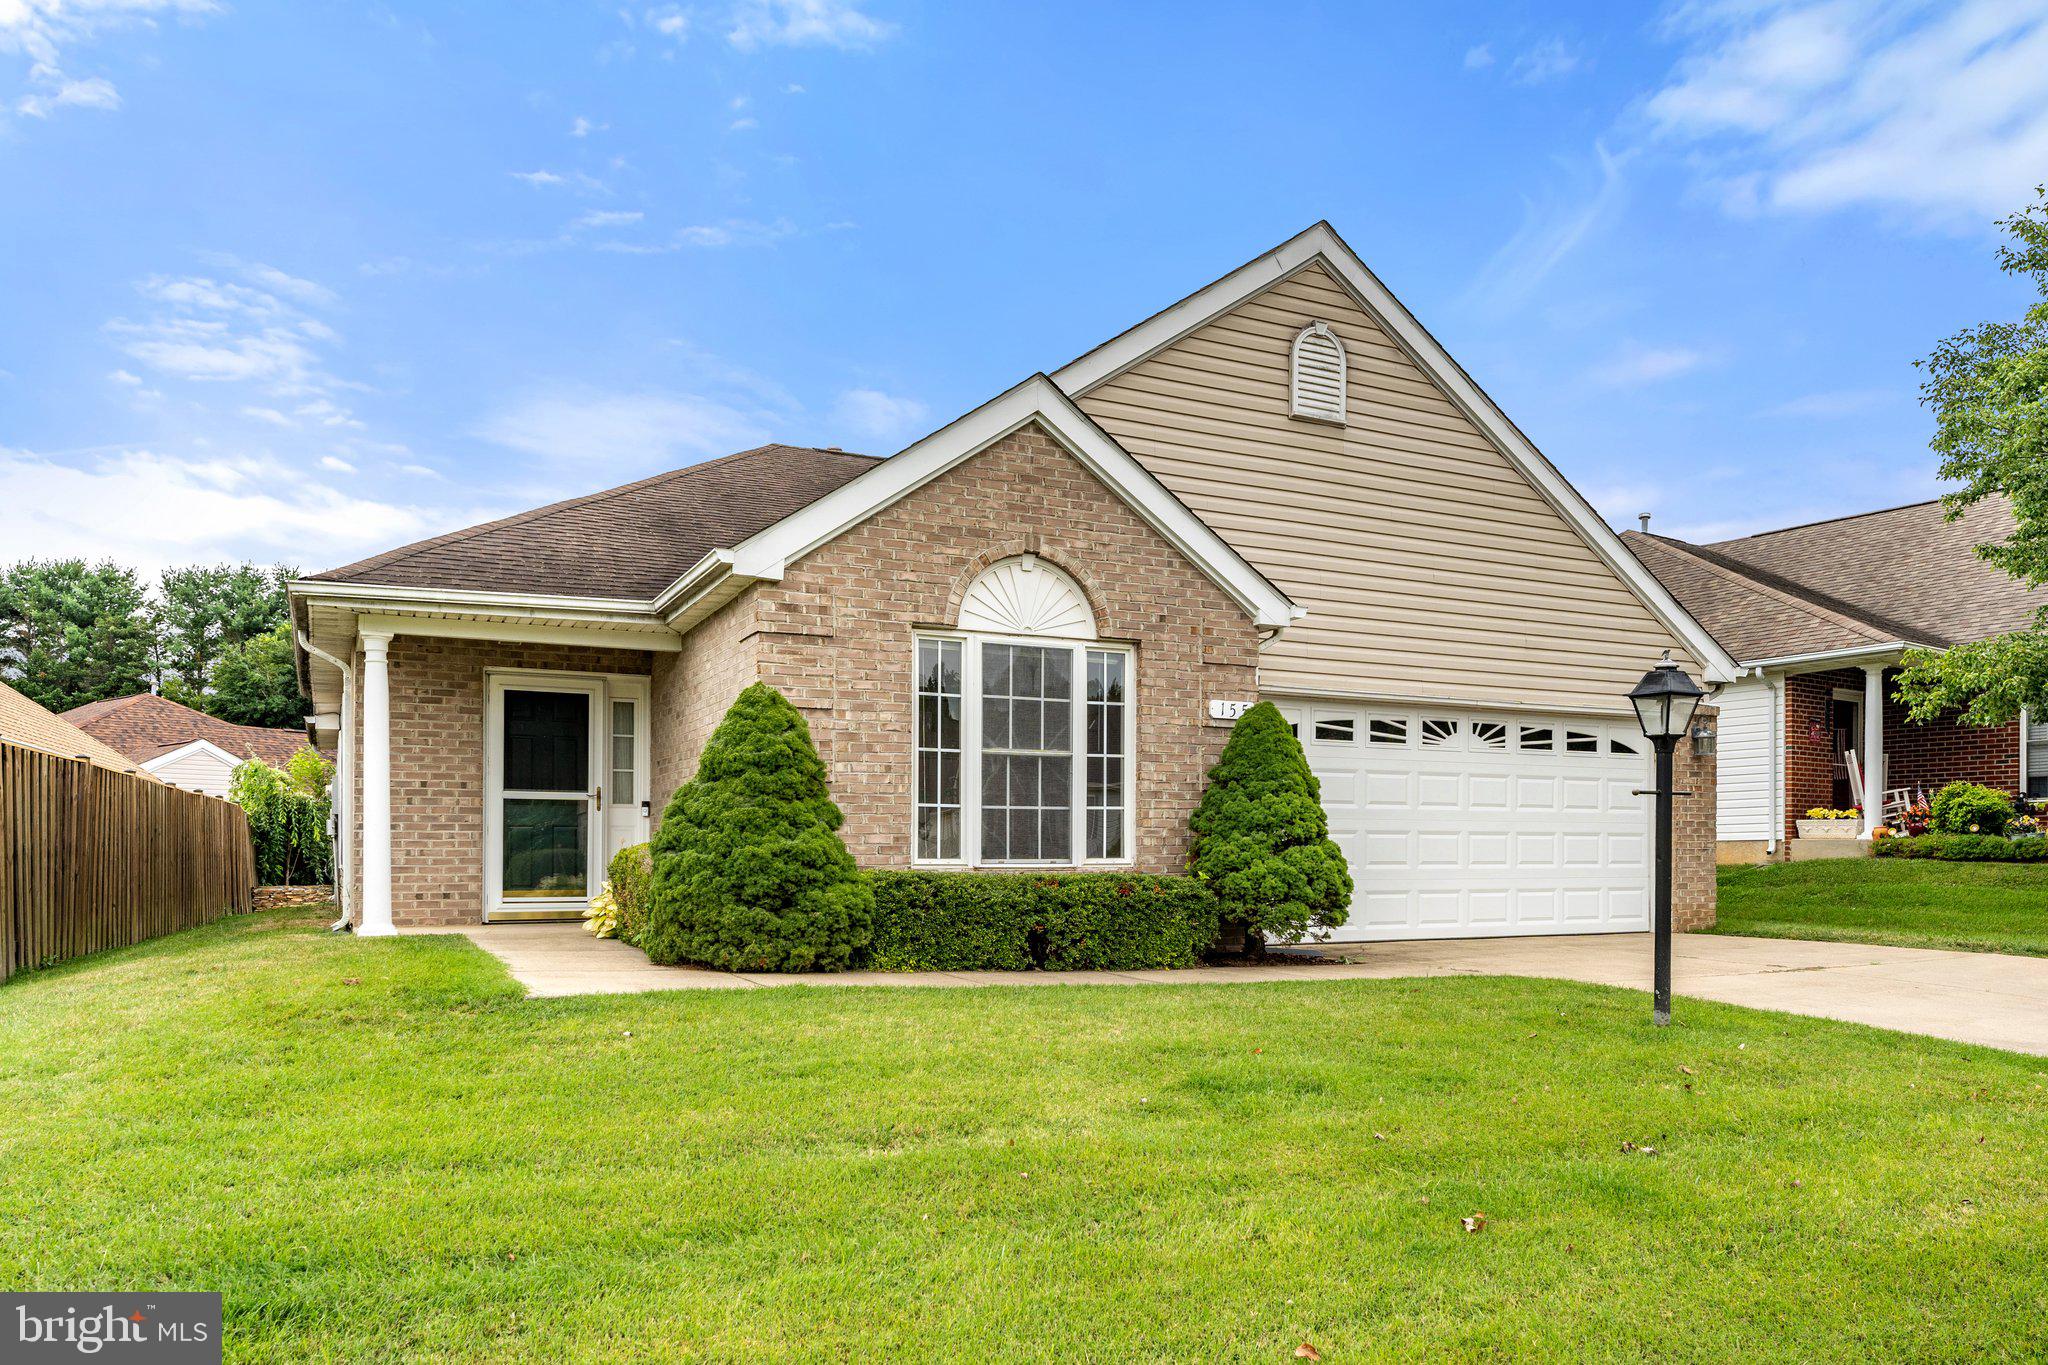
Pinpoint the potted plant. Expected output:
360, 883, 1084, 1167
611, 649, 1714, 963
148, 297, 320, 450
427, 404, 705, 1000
1796, 806, 1862, 838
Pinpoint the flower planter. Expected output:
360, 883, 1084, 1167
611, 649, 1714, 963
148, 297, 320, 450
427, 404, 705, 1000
1796, 818, 1862, 839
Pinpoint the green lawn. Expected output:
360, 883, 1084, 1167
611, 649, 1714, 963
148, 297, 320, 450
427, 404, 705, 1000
3, 913, 2046, 1362
1714, 859, 2048, 957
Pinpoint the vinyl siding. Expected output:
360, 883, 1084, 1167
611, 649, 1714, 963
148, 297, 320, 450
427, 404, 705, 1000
1073, 262, 1701, 712
143, 746, 238, 798
1712, 675, 1777, 841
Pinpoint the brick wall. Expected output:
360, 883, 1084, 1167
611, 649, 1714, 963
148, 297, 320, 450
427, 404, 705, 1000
650, 588, 760, 812
1674, 704, 1716, 931
704, 419, 1263, 874
1782, 666, 2020, 838
346, 638, 654, 927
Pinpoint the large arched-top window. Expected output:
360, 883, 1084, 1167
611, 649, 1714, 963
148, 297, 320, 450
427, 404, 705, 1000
1290, 320, 1347, 424
914, 556, 1133, 866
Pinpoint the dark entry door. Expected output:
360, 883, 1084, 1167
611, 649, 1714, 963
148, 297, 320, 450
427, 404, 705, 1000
1831, 697, 1860, 809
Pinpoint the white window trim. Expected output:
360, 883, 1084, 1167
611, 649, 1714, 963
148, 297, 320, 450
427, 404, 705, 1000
912, 629, 1137, 869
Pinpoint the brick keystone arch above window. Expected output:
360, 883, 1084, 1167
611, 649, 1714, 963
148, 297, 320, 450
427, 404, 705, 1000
956, 555, 1097, 640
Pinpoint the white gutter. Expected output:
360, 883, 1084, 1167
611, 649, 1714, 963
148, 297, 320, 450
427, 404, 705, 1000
650, 548, 740, 618
297, 630, 355, 933
1739, 641, 1921, 671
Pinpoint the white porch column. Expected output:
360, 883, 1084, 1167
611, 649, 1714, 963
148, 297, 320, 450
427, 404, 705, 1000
359, 629, 395, 936
1862, 663, 1885, 839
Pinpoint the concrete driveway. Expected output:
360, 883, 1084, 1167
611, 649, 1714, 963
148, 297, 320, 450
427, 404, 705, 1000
424, 923, 2048, 1056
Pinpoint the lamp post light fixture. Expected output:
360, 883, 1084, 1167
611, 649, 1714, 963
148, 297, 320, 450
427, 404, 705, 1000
1629, 653, 1705, 1027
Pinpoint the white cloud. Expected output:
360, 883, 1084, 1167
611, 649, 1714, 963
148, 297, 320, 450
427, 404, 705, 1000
572, 209, 644, 229
570, 115, 605, 137
728, 115, 757, 132
727, 0, 894, 51
107, 368, 142, 386
647, 5, 688, 39
241, 405, 294, 427
598, 217, 801, 253
1764, 387, 1898, 417
1646, 0, 2048, 225
319, 454, 356, 473
1463, 141, 1627, 310
1510, 36, 1586, 85
1590, 341, 1712, 386
783, 82, 806, 94
0, 443, 441, 574
510, 167, 607, 193
1463, 43, 1494, 69
829, 387, 927, 445
2, 0, 218, 121
472, 390, 772, 470
237, 261, 337, 307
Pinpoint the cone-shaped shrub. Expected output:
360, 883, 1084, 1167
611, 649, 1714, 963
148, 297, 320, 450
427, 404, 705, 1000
1189, 701, 1351, 946
641, 683, 873, 970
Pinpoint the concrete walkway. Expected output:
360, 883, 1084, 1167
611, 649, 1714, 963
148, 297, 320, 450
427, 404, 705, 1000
416, 922, 2048, 1056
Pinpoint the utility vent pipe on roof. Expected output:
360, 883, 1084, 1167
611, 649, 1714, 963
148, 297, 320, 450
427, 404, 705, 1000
1638, 514, 1652, 534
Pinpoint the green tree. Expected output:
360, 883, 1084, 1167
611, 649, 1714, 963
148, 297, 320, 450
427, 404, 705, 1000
1189, 702, 1351, 952
641, 683, 873, 971
0, 559, 156, 711
154, 563, 295, 702
209, 622, 308, 728
1895, 187, 2048, 725
230, 749, 333, 886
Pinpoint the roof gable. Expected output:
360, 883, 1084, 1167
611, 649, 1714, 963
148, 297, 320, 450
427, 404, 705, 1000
1054, 222, 1735, 684
706, 375, 1297, 630
1, 683, 149, 774
63, 692, 308, 767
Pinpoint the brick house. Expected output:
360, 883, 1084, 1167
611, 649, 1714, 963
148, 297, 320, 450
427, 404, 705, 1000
1625, 498, 2047, 861
292, 224, 1734, 940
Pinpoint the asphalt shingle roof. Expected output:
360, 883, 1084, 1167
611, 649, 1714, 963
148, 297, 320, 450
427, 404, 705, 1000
302, 444, 882, 600
1625, 496, 2048, 664
0, 682, 150, 774
61, 693, 310, 768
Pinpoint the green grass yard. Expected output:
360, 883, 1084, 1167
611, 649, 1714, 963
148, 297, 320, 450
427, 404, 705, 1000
1714, 859, 2048, 957
3, 911, 2046, 1362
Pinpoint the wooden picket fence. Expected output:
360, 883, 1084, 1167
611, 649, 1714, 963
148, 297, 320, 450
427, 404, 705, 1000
1, 739, 256, 983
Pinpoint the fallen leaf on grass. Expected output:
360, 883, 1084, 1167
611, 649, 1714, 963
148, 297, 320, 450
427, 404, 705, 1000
1678, 1065, 1695, 1075
341, 978, 360, 986
1461, 1214, 1486, 1233
1295, 1343, 1322, 1361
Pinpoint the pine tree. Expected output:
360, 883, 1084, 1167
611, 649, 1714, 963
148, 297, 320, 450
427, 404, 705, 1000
1189, 702, 1351, 950
642, 683, 873, 970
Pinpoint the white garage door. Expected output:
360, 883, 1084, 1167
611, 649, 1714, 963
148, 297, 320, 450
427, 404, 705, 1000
1274, 702, 1654, 942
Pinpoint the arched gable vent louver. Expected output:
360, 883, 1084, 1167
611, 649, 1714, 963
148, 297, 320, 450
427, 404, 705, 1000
1290, 320, 1347, 424
956, 555, 1097, 639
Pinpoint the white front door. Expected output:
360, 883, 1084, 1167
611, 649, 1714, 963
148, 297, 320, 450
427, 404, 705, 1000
1275, 701, 1654, 942
485, 675, 605, 922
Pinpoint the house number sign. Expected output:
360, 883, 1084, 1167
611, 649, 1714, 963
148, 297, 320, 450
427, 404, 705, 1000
1208, 699, 1254, 721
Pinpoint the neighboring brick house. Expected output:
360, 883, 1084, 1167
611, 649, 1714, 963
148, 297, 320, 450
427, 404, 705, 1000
294, 224, 1735, 941
1625, 497, 2047, 861
60, 693, 311, 799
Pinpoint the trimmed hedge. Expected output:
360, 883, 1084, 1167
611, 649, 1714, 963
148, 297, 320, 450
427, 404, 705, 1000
1875, 833, 2048, 862
867, 871, 1219, 971
608, 842, 653, 943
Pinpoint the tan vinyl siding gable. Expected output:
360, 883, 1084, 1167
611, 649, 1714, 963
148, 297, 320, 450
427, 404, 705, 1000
1075, 261, 1700, 712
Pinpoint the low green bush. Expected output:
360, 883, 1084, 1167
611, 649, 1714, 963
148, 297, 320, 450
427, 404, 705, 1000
867, 871, 1218, 971
1874, 833, 2048, 861
607, 843, 653, 943
1928, 781, 2015, 836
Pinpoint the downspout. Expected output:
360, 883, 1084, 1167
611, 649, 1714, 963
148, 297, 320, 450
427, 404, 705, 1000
298, 630, 356, 933
1764, 668, 1782, 856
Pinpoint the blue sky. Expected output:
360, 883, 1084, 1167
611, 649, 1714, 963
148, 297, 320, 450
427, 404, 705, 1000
5, 0, 2047, 576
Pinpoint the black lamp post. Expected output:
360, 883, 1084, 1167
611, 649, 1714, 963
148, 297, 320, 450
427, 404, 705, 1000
1629, 654, 1705, 1027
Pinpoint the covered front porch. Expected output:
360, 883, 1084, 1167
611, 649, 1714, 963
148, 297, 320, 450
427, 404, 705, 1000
293, 589, 686, 934
1771, 646, 2024, 851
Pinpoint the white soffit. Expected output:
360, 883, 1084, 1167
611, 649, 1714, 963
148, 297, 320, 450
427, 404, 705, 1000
1051, 221, 1738, 682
